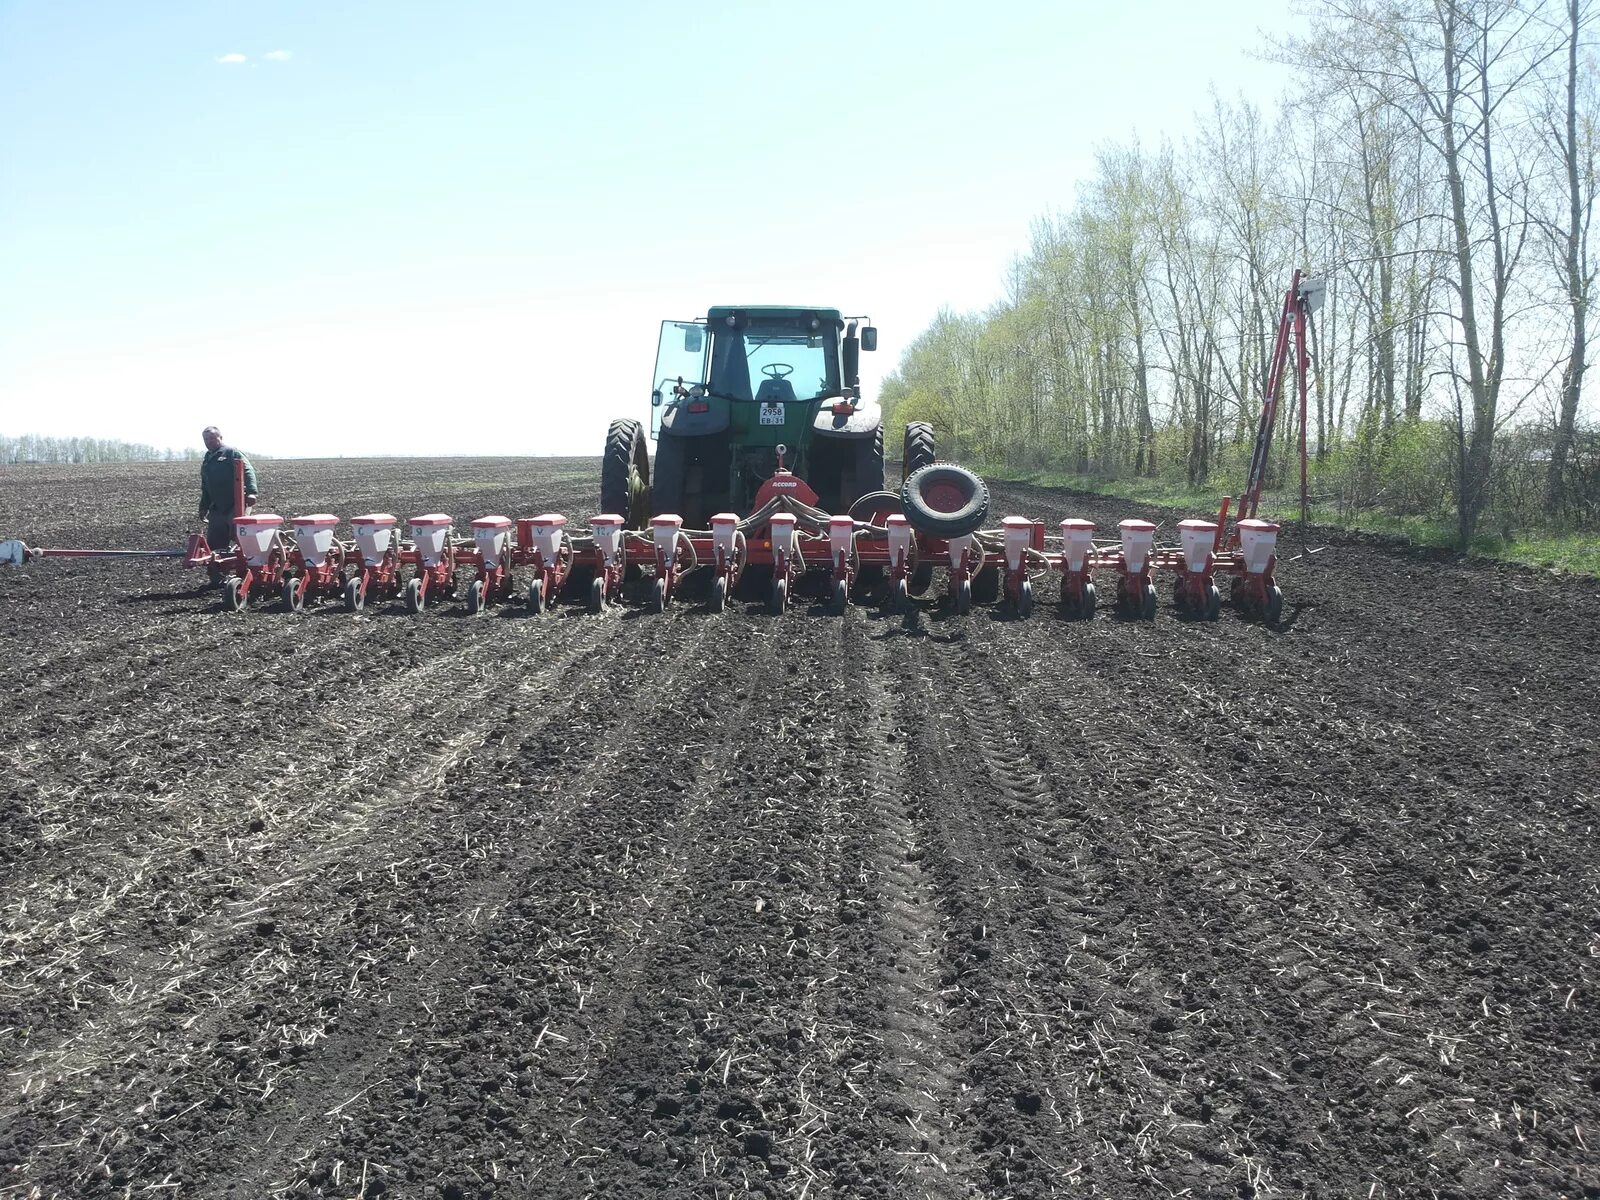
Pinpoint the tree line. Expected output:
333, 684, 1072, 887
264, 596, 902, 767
0, 434, 199, 465
882, 0, 1597, 546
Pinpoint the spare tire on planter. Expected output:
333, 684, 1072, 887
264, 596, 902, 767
900, 464, 991, 538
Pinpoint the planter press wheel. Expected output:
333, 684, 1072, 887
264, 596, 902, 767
466, 578, 485, 616
225, 577, 245, 612
1016, 579, 1034, 619
589, 575, 607, 614
1141, 582, 1158, 621
886, 576, 909, 614
1205, 582, 1221, 620
651, 576, 669, 613
711, 575, 728, 613
283, 577, 305, 613
344, 576, 364, 613
953, 576, 973, 615
404, 576, 425, 614
527, 577, 546, 615
829, 578, 848, 616
1265, 584, 1284, 624
768, 574, 788, 615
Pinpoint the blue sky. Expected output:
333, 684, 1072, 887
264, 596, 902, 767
0, 1, 1307, 458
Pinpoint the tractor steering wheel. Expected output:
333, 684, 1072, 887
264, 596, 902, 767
760, 363, 794, 380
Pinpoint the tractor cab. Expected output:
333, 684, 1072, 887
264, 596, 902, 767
647, 305, 882, 524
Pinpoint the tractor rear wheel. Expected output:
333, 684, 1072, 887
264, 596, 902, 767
903, 421, 936, 482
601, 419, 651, 528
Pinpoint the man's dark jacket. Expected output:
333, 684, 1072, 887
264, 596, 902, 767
198, 447, 258, 518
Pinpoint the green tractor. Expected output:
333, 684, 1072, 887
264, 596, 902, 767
602, 306, 918, 529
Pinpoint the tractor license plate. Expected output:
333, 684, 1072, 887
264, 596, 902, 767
759, 403, 785, 426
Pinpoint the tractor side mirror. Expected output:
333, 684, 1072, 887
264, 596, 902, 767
683, 325, 703, 353
652, 388, 663, 407
861, 326, 878, 352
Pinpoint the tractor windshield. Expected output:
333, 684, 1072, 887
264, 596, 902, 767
707, 319, 838, 404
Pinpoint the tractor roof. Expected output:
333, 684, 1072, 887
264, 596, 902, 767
706, 305, 843, 323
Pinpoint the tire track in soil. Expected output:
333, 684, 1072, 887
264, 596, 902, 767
557, 614, 978, 1200
0, 614, 656, 1198
881, 621, 1188, 1198
977, 623, 1586, 1198
838, 619, 977, 1200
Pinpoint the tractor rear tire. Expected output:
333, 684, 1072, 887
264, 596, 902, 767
602, 419, 651, 529
901, 464, 991, 539
903, 421, 936, 482
855, 426, 886, 501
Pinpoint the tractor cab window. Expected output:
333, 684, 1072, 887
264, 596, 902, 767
651, 321, 709, 436
708, 319, 838, 406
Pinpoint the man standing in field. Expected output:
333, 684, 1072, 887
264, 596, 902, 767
198, 427, 258, 568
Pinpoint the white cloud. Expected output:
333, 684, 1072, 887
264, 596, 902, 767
216, 52, 247, 64
264, 49, 292, 61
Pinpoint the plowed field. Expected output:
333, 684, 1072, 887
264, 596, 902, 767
1, 457, 1596, 1200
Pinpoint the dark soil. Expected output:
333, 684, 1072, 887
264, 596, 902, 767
1, 457, 1596, 1199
